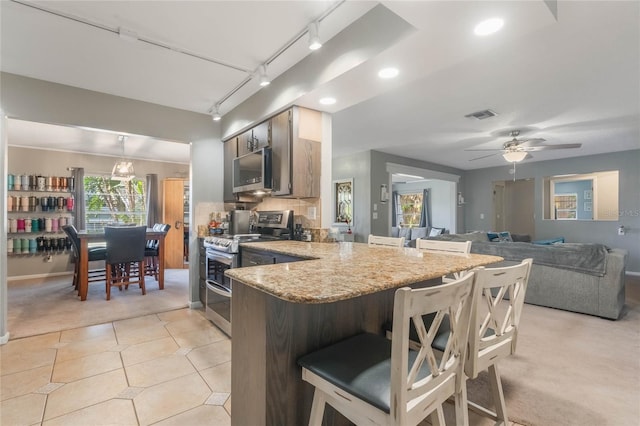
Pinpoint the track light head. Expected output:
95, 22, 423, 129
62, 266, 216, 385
308, 22, 322, 50
258, 65, 271, 87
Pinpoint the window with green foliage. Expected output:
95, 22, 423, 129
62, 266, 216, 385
84, 176, 146, 232
397, 193, 423, 227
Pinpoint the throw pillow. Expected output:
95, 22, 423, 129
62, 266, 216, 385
429, 227, 444, 237
411, 227, 427, 240
487, 231, 513, 242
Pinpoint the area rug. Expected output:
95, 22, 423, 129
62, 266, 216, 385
7, 269, 190, 340
445, 275, 640, 426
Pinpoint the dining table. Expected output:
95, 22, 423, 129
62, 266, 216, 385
76, 228, 166, 301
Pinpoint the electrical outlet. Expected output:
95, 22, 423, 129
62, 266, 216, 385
307, 207, 316, 220
372, 212, 378, 219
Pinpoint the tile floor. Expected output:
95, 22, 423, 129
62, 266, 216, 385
1, 308, 231, 426
1, 307, 524, 426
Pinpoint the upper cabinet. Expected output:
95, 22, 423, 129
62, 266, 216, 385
237, 121, 270, 156
271, 106, 321, 198
224, 105, 322, 200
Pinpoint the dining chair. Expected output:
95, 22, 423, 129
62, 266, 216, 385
104, 225, 147, 300
298, 272, 476, 426
368, 234, 405, 247
416, 238, 472, 282
144, 223, 171, 281
61, 225, 106, 293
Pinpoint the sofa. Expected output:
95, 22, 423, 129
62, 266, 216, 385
427, 231, 628, 320
391, 226, 448, 246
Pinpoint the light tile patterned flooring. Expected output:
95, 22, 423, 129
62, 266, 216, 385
1, 306, 525, 426
1, 308, 231, 426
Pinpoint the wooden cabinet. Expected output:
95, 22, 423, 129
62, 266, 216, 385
237, 121, 271, 157
271, 106, 321, 198
223, 138, 238, 202
236, 129, 254, 157
162, 178, 188, 268
240, 246, 305, 267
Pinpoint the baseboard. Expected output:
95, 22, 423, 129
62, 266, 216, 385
189, 301, 203, 309
0, 331, 10, 345
627, 271, 640, 277
8, 272, 74, 282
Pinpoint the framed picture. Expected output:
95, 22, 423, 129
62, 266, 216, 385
333, 178, 353, 227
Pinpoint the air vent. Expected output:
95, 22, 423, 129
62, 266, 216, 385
464, 109, 498, 120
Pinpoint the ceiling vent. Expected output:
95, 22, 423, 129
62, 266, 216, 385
464, 109, 498, 120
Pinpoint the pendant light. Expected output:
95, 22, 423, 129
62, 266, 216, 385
111, 135, 136, 181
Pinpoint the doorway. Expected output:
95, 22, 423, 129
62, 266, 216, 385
493, 179, 535, 237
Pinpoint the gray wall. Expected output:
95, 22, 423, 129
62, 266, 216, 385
1, 73, 222, 340
464, 150, 640, 273
332, 150, 465, 241
332, 151, 371, 242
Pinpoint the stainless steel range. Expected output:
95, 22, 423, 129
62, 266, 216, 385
203, 233, 260, 336
202, 210, 294, 336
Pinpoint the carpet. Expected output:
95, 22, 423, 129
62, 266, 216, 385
7, 269, 190, 340
449, 275, 640, 426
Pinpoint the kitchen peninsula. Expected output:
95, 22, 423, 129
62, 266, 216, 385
227, 240, 502, 425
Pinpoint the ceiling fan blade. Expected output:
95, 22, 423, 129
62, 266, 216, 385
525, 143, 582, 151
517, 138, 546, 147
464, 148, 503, 152
469, 152, 499, 161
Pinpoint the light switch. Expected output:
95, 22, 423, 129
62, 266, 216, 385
480, 213, 485, 219
373, 212, 378, 219
373, 203, 377, 211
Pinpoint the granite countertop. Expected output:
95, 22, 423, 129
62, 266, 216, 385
226, 241, 503, 304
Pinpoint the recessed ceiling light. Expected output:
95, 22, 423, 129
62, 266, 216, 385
319, 97, 336, 105
378, 67, 399, 79
474, 18, 504, 36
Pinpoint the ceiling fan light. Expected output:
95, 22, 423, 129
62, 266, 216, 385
503, 151, 527, 162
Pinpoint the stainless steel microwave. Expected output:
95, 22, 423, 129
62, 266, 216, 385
232, 147, 273, 193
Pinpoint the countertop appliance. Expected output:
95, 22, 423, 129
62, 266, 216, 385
202, 209, 295, 336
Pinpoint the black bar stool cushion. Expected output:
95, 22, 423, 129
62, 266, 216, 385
297, 333, 433, 414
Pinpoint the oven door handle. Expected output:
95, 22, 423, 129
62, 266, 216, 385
206, 251, 235, 266
206, 280, 232, 297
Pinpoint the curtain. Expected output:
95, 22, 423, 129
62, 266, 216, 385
419, 189, 432, 227
73, 168, 86, 230
146, 174, 159, 227
391, 191, 399, 227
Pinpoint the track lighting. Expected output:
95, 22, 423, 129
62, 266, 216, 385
308, 22, 322, 50
259, 65, 271, 87
212, 105, 221, 121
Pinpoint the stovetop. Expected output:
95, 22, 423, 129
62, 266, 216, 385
204, 233, 289, 253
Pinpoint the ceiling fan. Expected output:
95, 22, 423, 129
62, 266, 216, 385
466, 130, 582, 162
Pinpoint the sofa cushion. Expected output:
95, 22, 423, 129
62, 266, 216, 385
410, 227, 428, 240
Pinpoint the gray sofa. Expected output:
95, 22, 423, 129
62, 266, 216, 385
429, 232, 628, 320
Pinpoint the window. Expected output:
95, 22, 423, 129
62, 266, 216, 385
396, 192, 423, 227
84, 176, 146, 232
